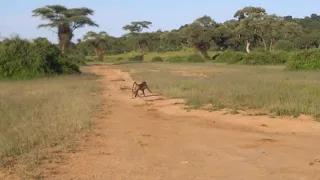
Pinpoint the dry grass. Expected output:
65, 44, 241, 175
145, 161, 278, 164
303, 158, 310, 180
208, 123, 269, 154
117, 63, 320, 120
0, 70, 102, 177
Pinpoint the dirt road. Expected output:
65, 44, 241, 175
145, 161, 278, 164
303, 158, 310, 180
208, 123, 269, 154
29, 66, 320, 179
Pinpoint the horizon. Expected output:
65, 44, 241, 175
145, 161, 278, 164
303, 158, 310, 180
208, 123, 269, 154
1, 0, 319, 43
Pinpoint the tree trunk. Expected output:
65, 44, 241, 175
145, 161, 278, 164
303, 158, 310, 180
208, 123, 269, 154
246, 40, 251, 53
259, 36, 267, 50
269, 38, 275, 51
93, 48, 98, 56
58, 23, 73, 55
96, 49, 105, 61
58, 33, 70, 55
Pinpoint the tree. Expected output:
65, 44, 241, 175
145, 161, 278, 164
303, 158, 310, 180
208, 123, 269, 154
180, 19, 215, 59
234, 6, 267, 53
194, 15, 217, 27
122, 21, 152, 55
83, 31, 110, 61
32, 5, 99, 54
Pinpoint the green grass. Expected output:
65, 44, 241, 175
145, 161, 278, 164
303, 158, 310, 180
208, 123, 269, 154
0, 67, 102, 178
87, 49, 218, 63
116, 63, 320, 120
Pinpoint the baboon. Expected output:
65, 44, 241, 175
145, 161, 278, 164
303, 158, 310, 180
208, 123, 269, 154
132, 81, 153, 97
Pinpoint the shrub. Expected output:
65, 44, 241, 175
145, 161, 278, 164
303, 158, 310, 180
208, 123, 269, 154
214, 50, 245, 64
275, 40, 296, 51
285, 49, 320, 70
151, 56, 164, 62
187, 54, 205, 62
240, 51, 288, 65
166, 56, 183, 63
128, 55, 144, 61
211, 53, 220, 60
56, 56, 81, 74
215, 50, 289, 65
167, 54, 205, 63
116, 57, 123, 61
0, 36, 80, 79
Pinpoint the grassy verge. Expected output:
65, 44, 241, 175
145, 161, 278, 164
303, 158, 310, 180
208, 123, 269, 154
0, 68, 102, 178
87, 49, 218, 62
117, 63, 320, 120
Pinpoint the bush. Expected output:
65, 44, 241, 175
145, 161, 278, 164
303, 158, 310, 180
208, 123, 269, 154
211, 53, 220, 60
151, 56, 164, 62
215, 50, 289, 65
214, 50, 245, 64
0, 36, 80, 79
128, 55, 144, 61
240, 51, 288, 65
275, 40, 296, 51
285, 49, 320, 70
167, 54, 205, 63
116, 57, 123, 61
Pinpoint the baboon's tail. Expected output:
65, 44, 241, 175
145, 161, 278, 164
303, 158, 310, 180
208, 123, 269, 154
132, 82, 137, 93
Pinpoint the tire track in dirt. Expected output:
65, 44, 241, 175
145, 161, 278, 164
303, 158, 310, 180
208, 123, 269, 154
27, 65, 320, 179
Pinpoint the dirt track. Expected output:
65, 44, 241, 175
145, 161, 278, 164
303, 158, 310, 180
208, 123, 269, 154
6, 65, 320, 180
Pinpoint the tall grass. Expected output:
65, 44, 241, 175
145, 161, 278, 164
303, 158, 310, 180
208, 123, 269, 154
0, 71, 102, 176
118, 63, 320, 120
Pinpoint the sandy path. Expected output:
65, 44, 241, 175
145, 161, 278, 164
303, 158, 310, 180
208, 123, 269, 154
27, 65, 320, 179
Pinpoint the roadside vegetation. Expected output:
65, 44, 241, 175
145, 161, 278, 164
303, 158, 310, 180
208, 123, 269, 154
117, 63, 320, 120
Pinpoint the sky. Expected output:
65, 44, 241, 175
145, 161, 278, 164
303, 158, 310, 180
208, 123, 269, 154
1, 0, 319, 43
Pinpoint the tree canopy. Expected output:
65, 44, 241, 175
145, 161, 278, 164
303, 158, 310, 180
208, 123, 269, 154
29, 5, 320, 56
32, 5, 98, 54
74, 6, 320, 56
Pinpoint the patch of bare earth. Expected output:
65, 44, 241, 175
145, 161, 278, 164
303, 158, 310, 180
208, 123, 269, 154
13, 65, 320, 180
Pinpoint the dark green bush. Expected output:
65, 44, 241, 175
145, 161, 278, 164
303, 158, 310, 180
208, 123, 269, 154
211, 53, 220, 60
187, 54, 205, 62
116, 57, 123, 61
151, 56, 164, 62
214, 50, 246, 64
166, 56, 183, 62
0, 36, 80, 79
215, 50, 289, 65
275, 40, 296, 51
167, 54, 205, 63
240, 51, 288, 65
285, 49, 320, 70
128, 55, 144, 61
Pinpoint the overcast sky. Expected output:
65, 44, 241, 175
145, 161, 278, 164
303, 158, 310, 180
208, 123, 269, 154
1, 0, 319, 43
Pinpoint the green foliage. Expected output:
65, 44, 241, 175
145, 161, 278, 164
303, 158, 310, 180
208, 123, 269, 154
215, 50, 289, 65
275, 40, 296, 51
128, 55, 144, 61
240, 51, 288, 65
215, 50, 246, 64
76, 11, 320, 58
151, 56, 164, 62
0, 36, 79, 79
286, 49, 320, 70
32, 5, 99, 54
116, 57, 123, 61
167, 54, 205, 63
56, 56, 81, 74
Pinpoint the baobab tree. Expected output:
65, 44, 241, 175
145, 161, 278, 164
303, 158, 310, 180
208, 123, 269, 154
32, 5, 99, 54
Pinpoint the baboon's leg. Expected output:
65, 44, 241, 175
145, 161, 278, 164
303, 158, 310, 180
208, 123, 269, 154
142, 89, 146, 96
135, 90, 140, 97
